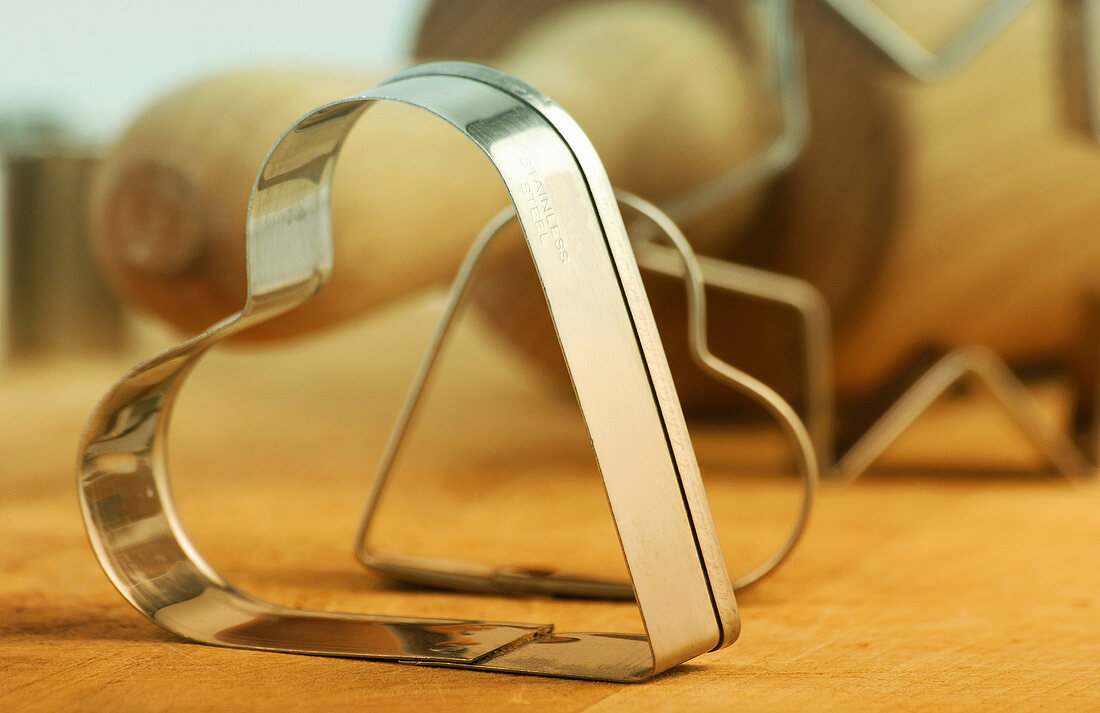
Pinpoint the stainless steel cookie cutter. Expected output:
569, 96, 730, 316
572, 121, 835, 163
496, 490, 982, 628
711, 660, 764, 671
835, 346, 1096, 483
77, 62, 740, 681
635, 244, 1096, 483
632, 248, 1097, 483
352, 5, 820, 602
355, 190, 819, 598
821, 0, 1031, 82
821, 0, 1100, 139
662, 0, 809, 226
634, 240, 1096, 483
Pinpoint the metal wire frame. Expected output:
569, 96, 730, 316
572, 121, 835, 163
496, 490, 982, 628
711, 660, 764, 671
355, 191, 820, 596
630, 226, 1096, 484
820, 0, 1100, 139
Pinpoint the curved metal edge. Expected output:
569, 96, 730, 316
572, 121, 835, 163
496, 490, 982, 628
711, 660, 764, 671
77, 62, 736, 682
618, 192, 818, 591
834, 346, 1096, 484
821, 0, 1031, 82
357, 191, 818, 599
661, 0, 809, 224
378, 60, 739, 652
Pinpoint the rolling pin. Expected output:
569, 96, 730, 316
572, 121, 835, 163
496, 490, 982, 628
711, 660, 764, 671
90, 1, 770, 340
89, 0, 1100, 416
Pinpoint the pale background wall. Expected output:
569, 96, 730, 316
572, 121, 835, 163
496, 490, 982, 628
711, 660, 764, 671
0, 0, 427, 365
0, 0, 424, 141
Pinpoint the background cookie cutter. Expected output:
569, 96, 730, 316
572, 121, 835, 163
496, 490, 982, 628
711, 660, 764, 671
821, 0, 1031, 82
355, 190, 819, 598
634, 238, 1097, 483
821, 0, 1100, 139
640, 239, 1097, 483
624, 0, 1100, 484
455, 186, 1095, 490
78, 62, 742, 681
661, 0, 809, 225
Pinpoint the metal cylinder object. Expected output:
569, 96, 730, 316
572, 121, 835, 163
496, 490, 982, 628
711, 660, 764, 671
0, 117, 126, 367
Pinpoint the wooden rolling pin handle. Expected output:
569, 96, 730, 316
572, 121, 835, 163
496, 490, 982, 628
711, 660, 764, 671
89, 1, 765, 343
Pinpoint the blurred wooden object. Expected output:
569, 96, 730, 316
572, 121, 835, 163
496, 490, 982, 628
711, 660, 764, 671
1, 309, 1097, 710
417, 0, 900, 413
0, 125, 125, 364
86, 0, 1100, 417
824, 0, 1100, 392
88, 1, 764, 342
421, 0, 1100, 410
86, 0, 900, 414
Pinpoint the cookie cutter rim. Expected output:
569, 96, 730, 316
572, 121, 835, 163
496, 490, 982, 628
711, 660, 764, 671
77, 61, 738, 682
821, 0, 1100, 140
820, 0, 1032, 82
662, 0, 809, 225
355, 189, 819, 598
835, 345, 1096, 483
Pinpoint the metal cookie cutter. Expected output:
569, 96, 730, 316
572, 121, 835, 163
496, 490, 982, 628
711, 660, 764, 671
356, 190, 818, 598
662, 0, 809, 225
821, 0, 1031, 82
821, 0, 1100, 139
77, 62, 739, 681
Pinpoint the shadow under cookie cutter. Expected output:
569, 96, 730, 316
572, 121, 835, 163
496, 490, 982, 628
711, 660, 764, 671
355, 190, 819, 599
77, 62, 748, 681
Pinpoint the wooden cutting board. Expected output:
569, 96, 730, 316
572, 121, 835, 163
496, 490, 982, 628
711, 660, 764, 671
1, 306, 1097, 711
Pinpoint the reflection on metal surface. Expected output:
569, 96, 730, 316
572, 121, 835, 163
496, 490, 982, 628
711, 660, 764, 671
78, 62, 739, 681
355, 191, 818, 597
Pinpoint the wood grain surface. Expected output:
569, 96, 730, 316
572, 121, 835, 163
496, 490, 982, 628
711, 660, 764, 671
2, 305, 1098, 711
